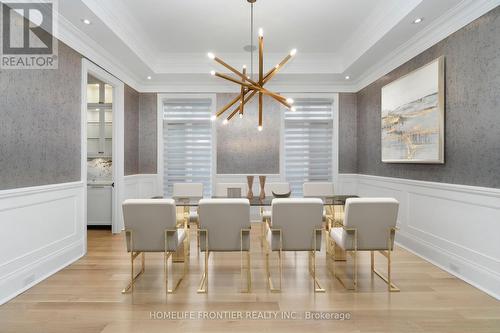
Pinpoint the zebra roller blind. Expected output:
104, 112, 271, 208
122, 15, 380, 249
284, 97, 334, 196
163, 97, 213, 197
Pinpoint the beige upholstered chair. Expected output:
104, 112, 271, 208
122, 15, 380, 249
260, 182, 291, 248
214, 183, 247, 197
265, 198, 324, 292
197, 199, 251, 293
122, 199, 188, 294
172, 182, 203, 249
328, 198, 400, 292
303, 182, 334, 197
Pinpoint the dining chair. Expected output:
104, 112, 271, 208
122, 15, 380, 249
197, 198, 252, 293
328, 197, 400, 292
122, 199, 188, 295
260, 182, 291, 247
265, 198, 325, 293
172, 182, 203, 251
214, 183, 247, 197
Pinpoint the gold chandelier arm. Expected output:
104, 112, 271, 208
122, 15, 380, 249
214, 72, 256, 89
217, 94, 244, 117
263, 53, 293, 84
240, 67, 246, 116
226, 90, 258, 121
213, 56, 260, 87
258, 92, 263, 128
259, 34, 263, 85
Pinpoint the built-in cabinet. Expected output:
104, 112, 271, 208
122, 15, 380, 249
87, 77, 113, 226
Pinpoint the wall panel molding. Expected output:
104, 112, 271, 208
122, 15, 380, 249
338, 173, 500, 300
0, 182, 86, 305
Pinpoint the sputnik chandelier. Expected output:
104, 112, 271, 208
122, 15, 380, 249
208, 0, 297, 131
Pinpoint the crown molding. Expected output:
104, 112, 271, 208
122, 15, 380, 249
151, 52, 343, 74
81, 0, 157, 71
55, 10, 142, 90
352, 0, 500, 91
339, 0, 423, 71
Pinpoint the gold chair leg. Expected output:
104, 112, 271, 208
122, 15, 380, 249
164, 230, 187, 294
372, 250, 400, 292
240, 229, 252, 293
197, 229, 209, 293
265, 231, 282, 293
328, 229, 357, 291
309, 229, 325, 292
122, 251, 145, 294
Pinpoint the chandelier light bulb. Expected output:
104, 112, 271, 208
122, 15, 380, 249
258, 125, 263, 131
291, 106, 297, 112
223, 119, 229, 125
258, 28, 264, 37
210, 70, 216, 76
286, 98, 294, 104
239, 113, 243, 119
210, 115, 216, 121
242, 65, 247, 69
290, 49, 297, 56
207, 52, 215, 60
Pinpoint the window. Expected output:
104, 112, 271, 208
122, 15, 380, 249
284, 97, 334, 196
163, 97, 213, 197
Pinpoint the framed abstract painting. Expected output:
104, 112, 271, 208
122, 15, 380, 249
381, 57, 445, 163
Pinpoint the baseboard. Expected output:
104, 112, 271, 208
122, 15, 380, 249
0, 238, 85, 305
396, 232, 500, 300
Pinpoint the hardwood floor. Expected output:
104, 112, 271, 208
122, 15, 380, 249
1, 227, 499, 333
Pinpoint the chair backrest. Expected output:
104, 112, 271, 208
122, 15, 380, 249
303, 182, 334, 197
343, 198, 399, 250
271, 198, 323, 251
265, 182, 291, 195
172, 183, 203, 198
122, 199, 177, 252
198, 199, 250, 251
215, 183, 247, 197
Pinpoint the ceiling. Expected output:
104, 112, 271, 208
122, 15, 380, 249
53, 0, 497, 91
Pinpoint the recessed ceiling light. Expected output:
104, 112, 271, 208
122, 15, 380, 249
345, 75, 350, 80
413, 17, 423, 24
147, 76, 152, 80
82, 19, 91, 25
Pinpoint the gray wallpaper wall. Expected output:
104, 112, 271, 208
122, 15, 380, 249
0, 42, 81, 190
124, 85, 139, 175
339, 93, 358, 173
216, 93, 281, 174
356, 7, 500, 188
139, 93, 158, 174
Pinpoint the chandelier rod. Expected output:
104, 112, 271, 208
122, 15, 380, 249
250, 2, 254, 78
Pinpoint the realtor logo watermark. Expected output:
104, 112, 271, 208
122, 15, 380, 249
1, 0, 58, 69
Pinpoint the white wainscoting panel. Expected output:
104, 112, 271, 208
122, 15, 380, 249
337, 173, 500, 300
0, 181, 86, 305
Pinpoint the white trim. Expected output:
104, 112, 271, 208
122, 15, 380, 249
82, 59, 125, 234
352, 0, 500, 91
337, 173, 500, 300
123, 174, 161, 199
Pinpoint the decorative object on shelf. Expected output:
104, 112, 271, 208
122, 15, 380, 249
208, 0, 297, 131
272, 190, 291, 198
246, 176, 254, 199
381, 56, 445, 163
258, 176, 266, 200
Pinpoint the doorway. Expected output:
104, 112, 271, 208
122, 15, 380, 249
81, 59, 125, 243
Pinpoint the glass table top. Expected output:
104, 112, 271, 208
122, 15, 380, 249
151, 195, 359, 207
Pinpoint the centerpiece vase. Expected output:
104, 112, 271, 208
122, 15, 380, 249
246, 176, 254, 199
259, 176, 266, 200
